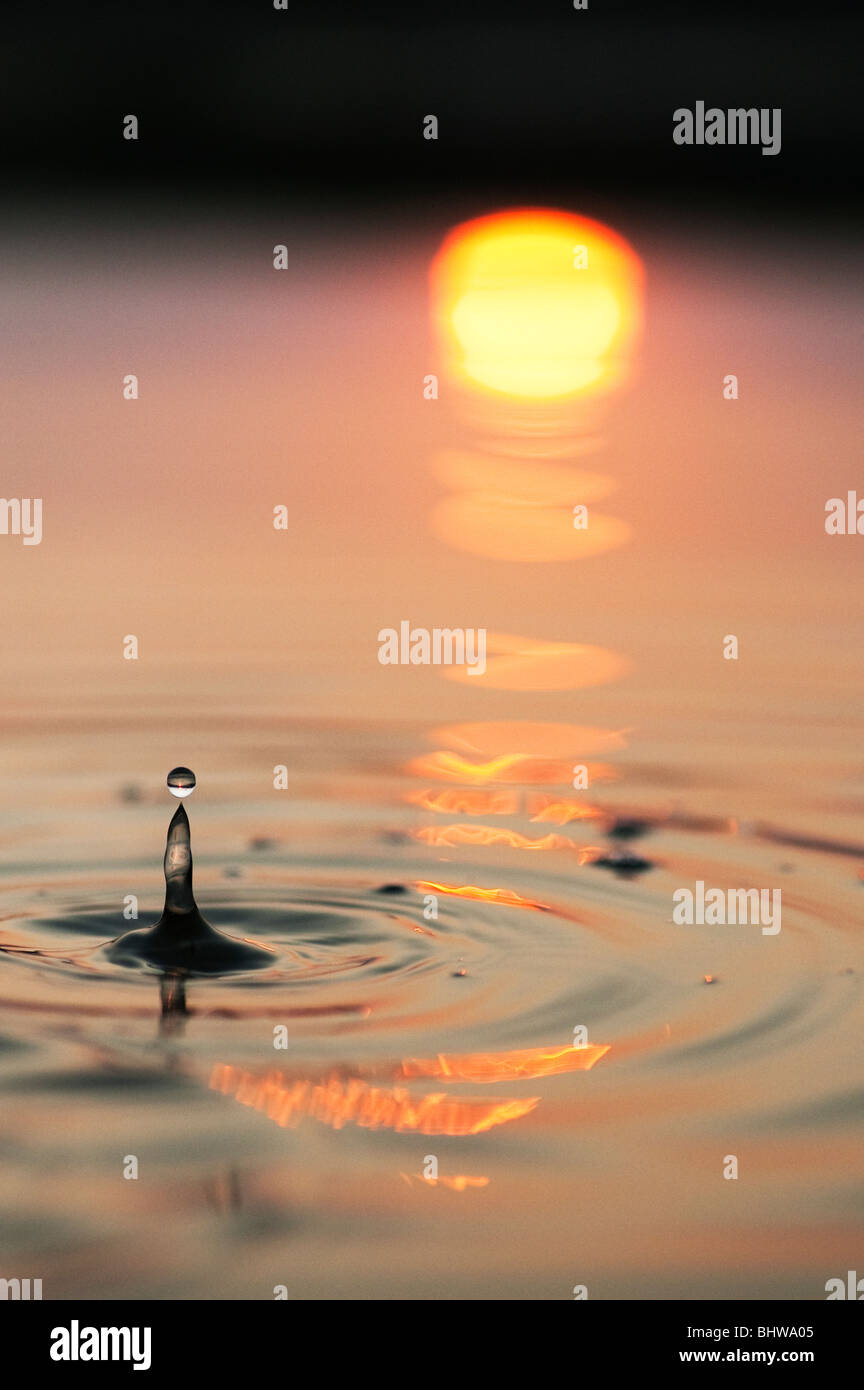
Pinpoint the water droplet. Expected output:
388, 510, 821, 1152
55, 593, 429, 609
167, 766, 196, 798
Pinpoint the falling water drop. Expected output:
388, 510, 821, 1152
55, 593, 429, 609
167, 766, 196, 798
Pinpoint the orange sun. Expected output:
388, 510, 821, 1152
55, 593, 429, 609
431, 208, 643, 399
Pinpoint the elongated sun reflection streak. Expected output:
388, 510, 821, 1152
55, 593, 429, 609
413, 881, 598, 931
432, 449, 615, 500
429, 209, 643, 568
405, 788, 520, 815
414, 824, 580, 853
407, 791, 602, 822
407, 751, 569, 784
431, 493, 631, 563
406, 751, 619, 786
409, 217, 643, 933
528, 798, 604, 825
440, 632, 630, 691
209, 1065, 539, 1135
429, 722, 630, 758
416, 881, 552, 911
400, 1044, 610, 1082
210, 1042, 609, 1137
400, 1173, 490, 1191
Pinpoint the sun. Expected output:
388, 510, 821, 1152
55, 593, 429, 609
431, 208, 643, 399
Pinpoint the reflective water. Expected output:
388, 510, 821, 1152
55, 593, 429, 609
0, 717, 862, 1301
1, 211, 862, 1300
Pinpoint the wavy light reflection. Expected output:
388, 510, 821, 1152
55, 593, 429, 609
430, 722, 629, 758
400, 1044, 610, 1083
416, 881, 551, 911
401, 1173, 490, 1191
406, 751, 619, 786
414, 824, 577, 853
432, 449, 615, 501
210, 1065, 539, 1135
528, 798, 603, 825
440, 632, 630, 691
431, 492, 631, 562
405, 788, 520, 815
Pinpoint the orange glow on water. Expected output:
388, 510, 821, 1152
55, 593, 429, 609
400, 1044, 610, 1083
431, 208, 643, 399
416, 881, 551, 911
406, 788, 520, 815
209, 1065, 538, 1135
430, 721, 629, 759
439, 632, 630, 691
430, 493, 631, 563
432, 450, 616, 502
406, 750, 619, 786
401, 1173, 491, 1191
406, 750, 570, 784
414, 824, 577, 852
528, 798, 603, 825
577, 845, 609, 865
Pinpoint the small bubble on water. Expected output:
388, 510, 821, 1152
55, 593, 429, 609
167, 766, 196, 799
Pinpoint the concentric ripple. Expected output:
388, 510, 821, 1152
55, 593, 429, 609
0, 870, 622, 1056
0, 812, 857, 1098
